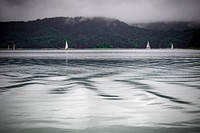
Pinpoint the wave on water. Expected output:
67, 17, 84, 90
0, 50, 200, 132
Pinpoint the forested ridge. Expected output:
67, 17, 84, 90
0, 17, 199, 49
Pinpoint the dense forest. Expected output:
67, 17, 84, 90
0, 17, 199, 49
189, 29, 200, 48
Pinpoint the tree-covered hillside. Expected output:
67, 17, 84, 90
189, 29, 200, 48
0, 17, 198, 49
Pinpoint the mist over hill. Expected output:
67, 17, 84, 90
0, 17, 199, 49
131, 22, 200, 31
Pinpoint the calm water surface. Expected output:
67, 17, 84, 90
0, 49, 200, 133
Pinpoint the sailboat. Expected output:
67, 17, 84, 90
13, 44, 15, 50
65, 40, 68, 50
146, 41, 150, 49
171, 43, 174, 49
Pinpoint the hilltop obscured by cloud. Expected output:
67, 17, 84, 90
0, 0, 200, 23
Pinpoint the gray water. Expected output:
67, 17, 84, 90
0, 49, 200, 133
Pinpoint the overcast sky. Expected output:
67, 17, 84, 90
0, 0, 200, 23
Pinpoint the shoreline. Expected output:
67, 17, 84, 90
0, 48, 199, 50
0, 49, 199, 54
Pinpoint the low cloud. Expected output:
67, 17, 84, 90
0, 0, 200, 23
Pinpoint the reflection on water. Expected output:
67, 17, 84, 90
0, 49, 200, 132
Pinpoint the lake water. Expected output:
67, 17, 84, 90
0, 49, 200, 133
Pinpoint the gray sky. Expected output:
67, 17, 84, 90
0, 0, 200, 23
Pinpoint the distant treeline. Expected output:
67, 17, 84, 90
0, 17, 199, 49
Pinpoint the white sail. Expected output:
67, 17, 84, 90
13, 44, 15, 50
171, 43, 174, 49
65, 40, 68, 50
146, 41, 150, 49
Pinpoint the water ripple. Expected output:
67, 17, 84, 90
146, 90, 192, 105
0, 49, 200, 131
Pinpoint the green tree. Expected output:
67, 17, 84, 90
96, 43, 113, 48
